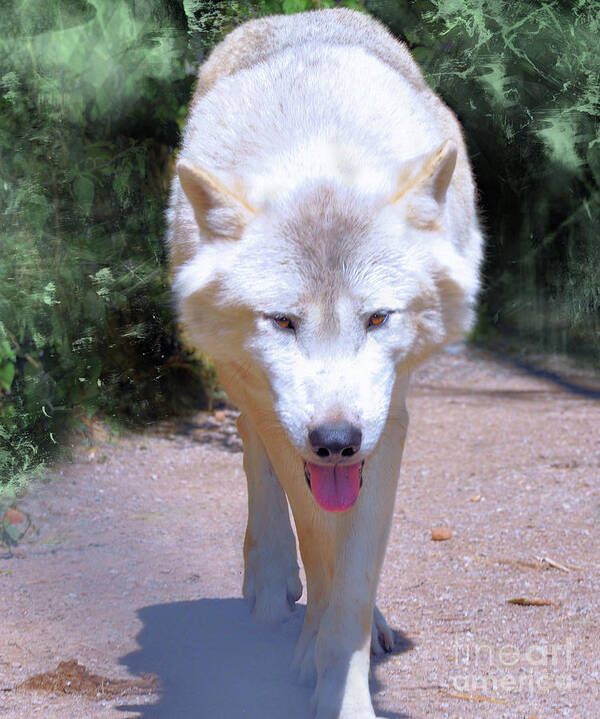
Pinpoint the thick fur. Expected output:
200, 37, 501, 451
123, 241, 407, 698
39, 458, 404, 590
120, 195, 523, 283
168, 9, 482, 718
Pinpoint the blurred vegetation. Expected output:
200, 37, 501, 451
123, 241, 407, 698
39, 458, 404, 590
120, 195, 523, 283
1, 0, 598, 493
364, 0, 600, 361
0, 0, 212, 494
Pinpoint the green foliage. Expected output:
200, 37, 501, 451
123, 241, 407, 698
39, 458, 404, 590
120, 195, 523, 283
365, 0, 600, 363
182, 0, 361, 47
0, 0, 212, 492
184, 0, 253, 50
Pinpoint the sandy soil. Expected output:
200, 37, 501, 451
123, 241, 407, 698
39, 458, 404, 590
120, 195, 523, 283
1, 345, 599, 718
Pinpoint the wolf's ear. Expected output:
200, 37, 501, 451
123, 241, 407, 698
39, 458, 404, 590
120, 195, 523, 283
393, 140, 457, 228
176, 159, 256, 238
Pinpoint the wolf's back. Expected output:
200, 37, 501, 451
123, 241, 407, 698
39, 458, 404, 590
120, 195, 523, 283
192, 8, 427, 103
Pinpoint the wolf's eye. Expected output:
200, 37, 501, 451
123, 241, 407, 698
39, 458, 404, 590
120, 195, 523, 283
273, 315, 295, 331
367, 311, 389, 328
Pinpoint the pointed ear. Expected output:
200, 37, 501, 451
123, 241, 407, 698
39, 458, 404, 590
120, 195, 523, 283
176, 159, 256, 238
420, 139, 457, 205
393, 140, 457, 228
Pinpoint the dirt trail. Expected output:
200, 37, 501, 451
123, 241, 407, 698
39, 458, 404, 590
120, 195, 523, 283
1, 346, 599, 718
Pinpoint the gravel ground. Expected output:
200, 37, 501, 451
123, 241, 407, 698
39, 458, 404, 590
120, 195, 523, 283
1, 345, 599, 718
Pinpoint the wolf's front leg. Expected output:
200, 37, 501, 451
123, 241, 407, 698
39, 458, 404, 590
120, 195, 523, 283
312, 415, 408, 719
238, 414, 303, 622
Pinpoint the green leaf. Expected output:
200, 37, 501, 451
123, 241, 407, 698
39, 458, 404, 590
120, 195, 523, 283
282, 0, 308, 14
0, 340, 16, 363
0, 362, 15, 392
41, 282, 59, 306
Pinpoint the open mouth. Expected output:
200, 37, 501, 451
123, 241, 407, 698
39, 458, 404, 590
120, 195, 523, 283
304, 460, 364, 513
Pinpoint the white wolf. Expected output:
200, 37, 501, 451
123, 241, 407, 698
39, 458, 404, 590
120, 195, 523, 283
168, 8, 482, 718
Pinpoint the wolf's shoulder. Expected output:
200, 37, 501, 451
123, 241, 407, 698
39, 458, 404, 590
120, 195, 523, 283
192, 8, 427, 106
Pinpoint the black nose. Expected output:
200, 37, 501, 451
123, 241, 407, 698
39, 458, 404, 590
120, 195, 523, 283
308, 422, 362, 461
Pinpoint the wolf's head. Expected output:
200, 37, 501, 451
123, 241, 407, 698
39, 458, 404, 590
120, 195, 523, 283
171, 141, 481, 511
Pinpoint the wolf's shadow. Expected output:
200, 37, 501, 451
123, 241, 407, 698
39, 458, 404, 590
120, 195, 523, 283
118, 598, 410, 718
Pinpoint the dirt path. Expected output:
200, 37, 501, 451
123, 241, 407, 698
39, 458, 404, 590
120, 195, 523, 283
1, 346, 599, 718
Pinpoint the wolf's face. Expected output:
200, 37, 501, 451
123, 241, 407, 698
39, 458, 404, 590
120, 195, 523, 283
173, 141, 479, 510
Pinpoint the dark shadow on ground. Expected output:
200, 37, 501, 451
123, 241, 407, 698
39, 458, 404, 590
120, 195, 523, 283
118, 598, 412, 718
118, 598, 309, 718
413, 384, 569, 400
500, 355, 600, 400
476, 345, 600, 400
372, 630, 414, 719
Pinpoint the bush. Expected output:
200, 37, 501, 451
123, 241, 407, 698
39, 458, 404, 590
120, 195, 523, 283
0, 0, 212, 493
365, 0, 600, 363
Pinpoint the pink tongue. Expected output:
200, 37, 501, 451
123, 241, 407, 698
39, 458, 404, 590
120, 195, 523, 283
307, 462, 362, 513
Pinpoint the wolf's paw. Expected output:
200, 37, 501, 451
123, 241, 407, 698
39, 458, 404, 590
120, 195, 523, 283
311, 675, 377, 719
243, 550, 302, 624
371, 605, 394, 656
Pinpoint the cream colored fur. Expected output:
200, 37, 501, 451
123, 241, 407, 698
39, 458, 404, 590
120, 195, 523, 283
167, 9, 483, 718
